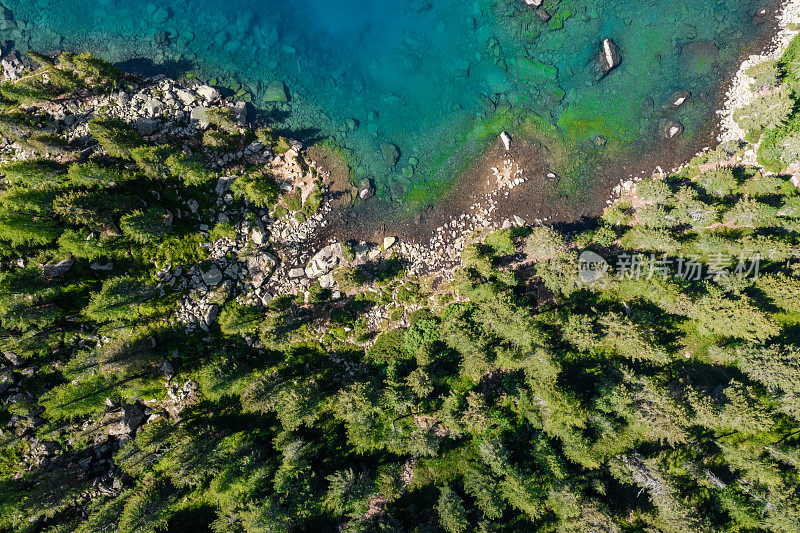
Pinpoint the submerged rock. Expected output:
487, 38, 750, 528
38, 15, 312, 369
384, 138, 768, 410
660, 119, 684, 140
381, 142, 400, 166
681, 41, 719, 75
263, 81, 289, 102
534, 8, 551, 22
668, 90, 691, 109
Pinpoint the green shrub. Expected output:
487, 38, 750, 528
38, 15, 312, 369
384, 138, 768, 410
202, 129, 237, 151
0, 187, 55, 215
218, 300, 262, 337
341, 241, 356, 262
696, 168, 738, 198
524, 226, 566, 262
756, 273, 800, 312
23, 134, 71, 157
84, 276, 157, 323
636, 178, 672, 204
404, 315, 440, 355
57, 229, 113, 260
620, 227, 680, 254
88, 116, 143, 158
209, 222, 236, 241
437, 486, 469, 533
67, 161, 129, 188
308, 282, 330, 304
58, 52, 124, 92
131, 145, 171, 179
601, 203, 631, 226
0, 79, 56, 104
120, 207, 172, 243
779, 131, 800, 168
204, 107, 239, 132
635, 204, 677, 229
151, 234, 208, 266
756, 117, 800, 173
741, 175, 783, 197
780, 32, 800, 92
722, 198, 779, 228
230, 174, 280, 208
0, 109, 41, 139
733, 86, 794, 138
671, 188, 719, 229
333, 266, 368, 292
0, 208, 61, 246
746, 59, 781, 91
165, 153, 212, 186
255, 127, 277, 146
284, 190, 302, 212
366, 328, 408, 363
53, 190, 129, 232
302, 189, 323, 217
485, 229, 515, 255
1, 159, 66, 189
273, 136, 292, 154
778, 196, 800, 218
589, 225, 618, 246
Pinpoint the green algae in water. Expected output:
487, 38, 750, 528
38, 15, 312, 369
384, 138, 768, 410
0, 0, 779, 207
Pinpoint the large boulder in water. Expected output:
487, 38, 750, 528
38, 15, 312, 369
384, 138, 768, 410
263, 81, 289, 102
660, 119, 684, 140
667, 90, 691, 109
592, 38, 621, 80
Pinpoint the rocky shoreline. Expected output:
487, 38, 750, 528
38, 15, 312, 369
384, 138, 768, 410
719, 0, 800, 144
1, 2, 796, 336
601, 0, 800, 205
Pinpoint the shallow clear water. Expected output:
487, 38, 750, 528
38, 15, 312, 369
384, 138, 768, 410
0, 0, 779, 206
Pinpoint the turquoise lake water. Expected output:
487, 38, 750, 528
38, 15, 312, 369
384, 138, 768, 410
0, 0, 780, 206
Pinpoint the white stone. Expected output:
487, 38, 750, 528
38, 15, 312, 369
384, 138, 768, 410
251, 227, 267, 245
319, 274, 335, 289
383, 236, 397, 250
176, 89, 196, 105
500, 131, 512, 151
143, 98, 164, 115
196, 85, 221, 102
